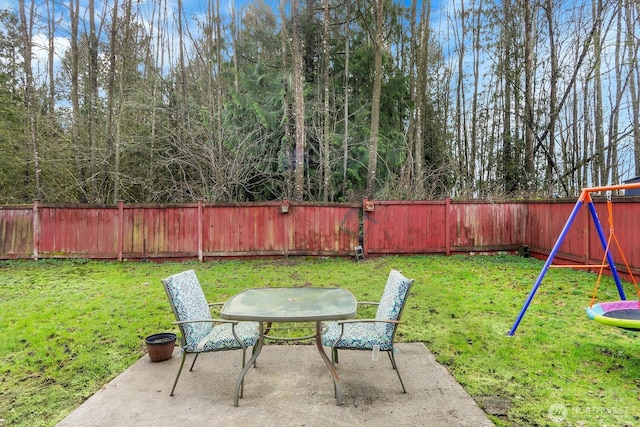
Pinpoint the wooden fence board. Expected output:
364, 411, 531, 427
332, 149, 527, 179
364, 200, 447, 255
37, 206, 119, 257
449, 201, 527, 252
288, 204, 359, 255
0, 206, 33, 258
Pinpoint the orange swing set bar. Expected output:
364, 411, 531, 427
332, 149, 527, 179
509, 182, 640, 336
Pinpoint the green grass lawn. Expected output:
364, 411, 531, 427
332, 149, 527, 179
1, 255, 639, 426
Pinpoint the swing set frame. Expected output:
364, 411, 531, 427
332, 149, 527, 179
509, 182, 640, 336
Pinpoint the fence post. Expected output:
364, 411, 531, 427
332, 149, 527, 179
445, 197, 451, 256
198, 199, 203, 262
118, 201, 124, 261
362, 199, 373, 257
282, 199, 289, 257
32, 200, 39, 260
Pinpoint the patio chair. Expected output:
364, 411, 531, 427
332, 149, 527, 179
322, 269, 414, 393
161, 270, 259, 396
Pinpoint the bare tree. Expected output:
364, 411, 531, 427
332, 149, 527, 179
106, 0, 119, 200
45, 0, 56, 130
523, 0, 535, 189
608, 3, 623, 187
627, 1, 640, 176
544, 0, 558, 195
367, 0, 384, 199
341, 0, 351, 197
454, 0, 468, 193
291, 0, 306, 201
321, 0, 331, 201
88, 0, 100, 201
18, 0, 41, 199
68, 0, 83, 200
470, 0, 483, 195
280, 0, 293, 199
177, 0, 187, 112
592, 0, 605, 186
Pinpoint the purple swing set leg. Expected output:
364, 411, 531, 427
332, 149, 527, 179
508, 190, 627, 336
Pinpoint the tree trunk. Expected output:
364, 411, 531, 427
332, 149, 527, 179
88, 0, 100, 201
321, 0, 330, 202
69, 0, 82, 200
177, 0, 188, 113
523, 0, 535, 190
592, 0, 605, 186
45, 0, 56, 131
292, 0, 306, 201
367, 0, 383, 199
471, 0, 483, 195
341, 0, 351, 197
106, 0, 119, 201
627, 2, 640, 177
501, 1, 517, 194
280, 0, 293, 199
18, 0, 41, 200
545, 0, 558, 195
231, 0, 239, 92
407, 0, 417, 196
456, 0, 468, 194
608, 5, 623, 189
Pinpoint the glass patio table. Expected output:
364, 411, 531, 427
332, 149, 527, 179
220, 287, 357, 407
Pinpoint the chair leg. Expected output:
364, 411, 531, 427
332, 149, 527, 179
331, 347, 339, 364
188, 353, 199, 371
388, 349, 407, 393
387, 350, 397, 369
170, 351, 188, 396
239, 347, 246, 399
252, 344, 258, 368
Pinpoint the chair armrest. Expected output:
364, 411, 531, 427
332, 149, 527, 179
336, 318, 401, 325
330, 319, 400, 344
172, 318, 239, 325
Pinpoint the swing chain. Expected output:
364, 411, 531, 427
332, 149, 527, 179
606, 192, 614, 233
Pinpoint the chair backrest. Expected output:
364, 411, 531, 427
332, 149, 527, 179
375, 269, 414, 342
161, 270, 213, 349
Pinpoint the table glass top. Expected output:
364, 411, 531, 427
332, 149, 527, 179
220, 287, 357, 322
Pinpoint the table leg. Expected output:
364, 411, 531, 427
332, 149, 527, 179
315, 321, 343, 406
234, 322, 265, 407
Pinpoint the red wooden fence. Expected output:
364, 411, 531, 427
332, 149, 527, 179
1, 198, 640, 277
1, 201, 360, 260
526, 197, 640, 279
362, 199, 528, 256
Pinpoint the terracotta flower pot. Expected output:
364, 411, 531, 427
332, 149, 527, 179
145, 332, 177, 362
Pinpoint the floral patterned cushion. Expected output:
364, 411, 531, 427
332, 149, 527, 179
323, 321, 393, 350
374, 269, 412, 340
192, 320, 259, 352
162, 270, 259, 352
322, 269, 412, 350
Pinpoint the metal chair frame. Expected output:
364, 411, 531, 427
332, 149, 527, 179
326, 270, 414, 393
161, 270, 259, 397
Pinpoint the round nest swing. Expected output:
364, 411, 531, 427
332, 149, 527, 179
584, 195, 640, 331
586, 301, 640, 331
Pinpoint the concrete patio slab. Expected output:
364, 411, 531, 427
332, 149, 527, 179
57, 343, 493, 427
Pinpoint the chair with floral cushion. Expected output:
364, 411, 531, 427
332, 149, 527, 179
322, 269, 414, 393
161, 270, 259, 397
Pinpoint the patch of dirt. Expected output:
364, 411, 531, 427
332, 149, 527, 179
477, 394, 512, 419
